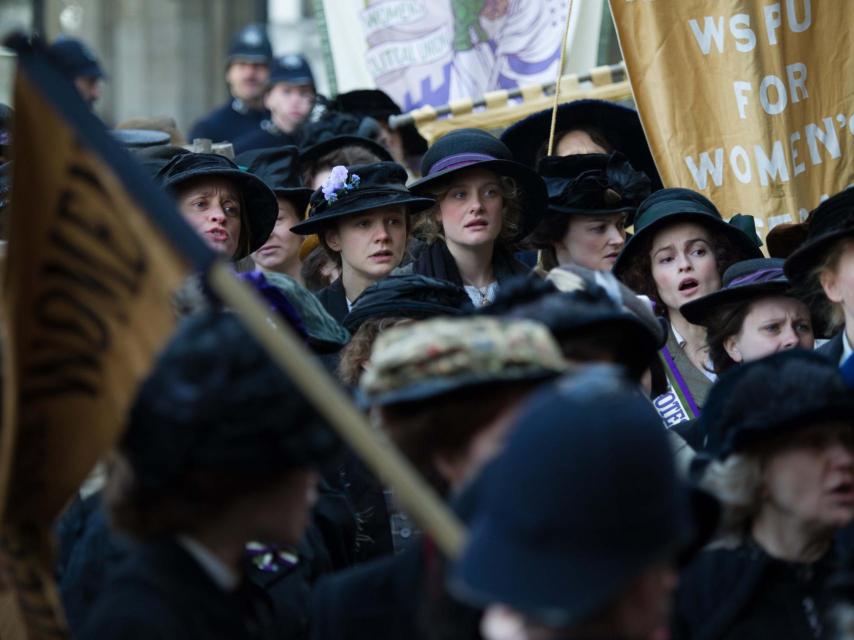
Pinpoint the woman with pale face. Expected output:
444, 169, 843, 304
157, 152, 279, 262
406, 128, 547, 307
615, 188, 762, 419
528, 153, 650, 272
784, 187, 854, 368
675, 350, 854, 640
682, 258, 815, 375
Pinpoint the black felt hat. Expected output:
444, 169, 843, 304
236, 146, 313, 217
156, 152, 278, 258
298, 112, 393, 166
343, 274, 471, 333
538, 151, 651, 222
785, 187, 854, 281
409, 128, 547, 241
227, 24, 273, 65
48, 37, 106, 79
613, 188, 763, 278
500, 99, 663, 190
122, 311, 340, 494
695, 350, 854, 459
450, 368, 708, 627
290, 161, 434, 236
681, 258, 792, 326
334, 89, 428, 156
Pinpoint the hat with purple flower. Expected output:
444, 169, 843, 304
290, 161, 435, 235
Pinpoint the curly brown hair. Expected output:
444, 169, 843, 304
617, 224, 744, 316
338, 316, 407, 387
411, 173, 523, 248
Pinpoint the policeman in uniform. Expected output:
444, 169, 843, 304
232, 53, 316, 154
47, 37, 107, 108
188, 24, 273, 143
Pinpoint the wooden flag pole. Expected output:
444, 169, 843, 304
547, 0, 575, 156
207, 262, 466, 558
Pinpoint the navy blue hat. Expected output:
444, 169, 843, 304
500, 99, 663, 190
48, 37, 105, 79
122, 311, 339, 494
696, 350, 854, 459
236, 146, 313, 217
156, 152, 279, 258
227, 24, 273, 64
343, 274, 472, 333
269, 53, 315, 87
785, 187, 854, 281
290, 161, 434, 235
111, 128, 170, 149
298, 112, 393, 166
537, 151, 651, 222
409, 128, 547, 241
681, 258, 791, 325
451, 368, 696, 627
613, 187, 763, 277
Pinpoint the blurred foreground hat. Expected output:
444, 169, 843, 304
451, 368, 709, 627
696, 350, 854, 459
48, 36, 106, 79
360, 316, 566, 406
227, 24, 273, 65
121, 312, 339, 493
343, 274, 471, 333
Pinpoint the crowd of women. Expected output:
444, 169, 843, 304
20, 31, 854, 640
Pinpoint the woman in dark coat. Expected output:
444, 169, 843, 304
81, 312, 338, 640
674, 350, 854, 640
402, 128, 547, 307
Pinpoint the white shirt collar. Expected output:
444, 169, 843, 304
841, 330, 853, 366
177, 535, 240, 591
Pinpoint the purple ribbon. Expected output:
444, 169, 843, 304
428, 152, 497, 175
660, 345, 701, 418
727, 267, 784, 288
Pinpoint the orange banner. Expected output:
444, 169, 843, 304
610, 0, 854, 235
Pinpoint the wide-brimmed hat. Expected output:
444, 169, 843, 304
334, 89, 428, 156
342, 274, 471, 333
613, 188, 763, 277
156, 152, 279, 258
696, 350, 854, 459
500, 99, 663, 190
289, 162, 434, 236
122, 311, 340, 494
298, 113, 393, 167
236, 146, 313, 217
681, 258, 796, 326
360, 316, 566, 407
785, 187, 854, 281
538, 151, 651, 222
450, 368, 709, 627
409, 128, 547, 239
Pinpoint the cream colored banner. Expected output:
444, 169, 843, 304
610, 0, 854, 234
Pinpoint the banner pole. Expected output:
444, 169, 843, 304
547, 0, 574, 156
206, 262, 466, 558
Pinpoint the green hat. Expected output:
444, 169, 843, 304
360, 316, 567, 406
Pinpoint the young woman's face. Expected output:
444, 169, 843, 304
649, 222, 721, 312
437, 167, 504, 250
177, 177, 242, 257
724, 296, 814, 364
251, 197, 303, 271
761, 422, 854, 534
820, 238, 854, 329
554, 213, 627, 271
324, 206, 408, 282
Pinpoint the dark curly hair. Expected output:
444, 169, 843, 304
617, 224, 743, 316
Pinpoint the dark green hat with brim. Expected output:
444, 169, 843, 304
290, 161, 434, 236
613, 188, 763, 278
